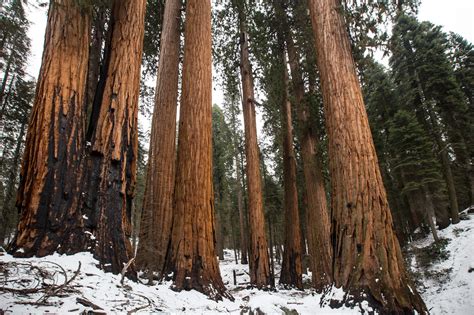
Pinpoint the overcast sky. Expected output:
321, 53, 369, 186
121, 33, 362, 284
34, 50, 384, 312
25, 0, 474, 80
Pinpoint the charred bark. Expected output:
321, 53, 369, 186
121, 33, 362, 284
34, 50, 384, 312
9, 0, 90, 257
82, 0, 146, 278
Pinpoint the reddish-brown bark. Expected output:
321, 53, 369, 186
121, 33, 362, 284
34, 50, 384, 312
9, 0, 90, 257
279, 49, 303, 289
82, 0, 146, 278
237, 4, 271, 288
136, 0, 181, 273
282, 6, 332, 291
162, 0, 231, 301
308, 0, 427, 312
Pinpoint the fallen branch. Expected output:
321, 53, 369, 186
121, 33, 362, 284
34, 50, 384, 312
127, 292, 152, 315
76, 297, 104, 310
37, 262, 81, 303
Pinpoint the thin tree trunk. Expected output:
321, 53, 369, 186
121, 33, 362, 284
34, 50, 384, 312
0, 119, 27, 245
231, 218, 239, 264
427, 107, 460, 225
232, 103, 249, 265
279, 49, 303, 289
308, 0, 427, 312
8, 0, 90, 257
237, 3, 271, 288
136, 0, 181, 273
82, 0, 146, 278
162, 0, 231, 301
215, 195, 225, 261
268, 218, 276, 287
0, 51, 13, 107
414, 71, 459, 225
422, 186, 440, 242
0, 74, 15, 122
285, 18, 332, 291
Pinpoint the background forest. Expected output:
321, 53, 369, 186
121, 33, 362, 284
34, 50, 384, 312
0, 0, 473, 314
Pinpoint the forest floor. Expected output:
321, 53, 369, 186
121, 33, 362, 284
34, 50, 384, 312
1, 210, 473, 314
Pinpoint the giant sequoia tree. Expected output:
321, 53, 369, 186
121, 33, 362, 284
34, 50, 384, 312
82, 0, 146, 276
136, 0, 181, 274
278, 45, 303, 289
308, 0, 427, 312
9, 0, 90, 256
273, 0, 332, 290
235, 0, 271, 288
162, 0, 231, 301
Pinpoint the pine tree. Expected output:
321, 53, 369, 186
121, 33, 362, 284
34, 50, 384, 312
390, 14, 468, 224
388, 110, 445, 241
447, 32, 474, 206
0, 0, 30, 122
0, 78, 34, 244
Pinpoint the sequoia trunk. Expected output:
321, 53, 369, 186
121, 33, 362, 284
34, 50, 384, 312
136, 0, 181, 273
162, 0, 231, 301
285, 17, 332, 291
9, 0, 90, 257
237, 4, 271, 288
279, 50, 303, 289
82, 0, 146, 278
308, 0, 427, 312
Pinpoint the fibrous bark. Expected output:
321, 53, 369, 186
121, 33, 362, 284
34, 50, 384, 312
237, 3, 271, 288
279, 49, 303, 289
9, 0, 90, 257
162, 0, 231, 301
308, 0, 427, 312
136, 0, 181, 274
82, 0, 146, 278
283, 10, 332, 291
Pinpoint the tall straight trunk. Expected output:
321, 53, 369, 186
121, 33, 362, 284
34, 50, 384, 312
422, 186, 440, 242
236, 147, 248, 264
0, 51, 13, 107
136, 0, 181, 273
231, 100, 248, 265
215, 193, 225, 261
8, 0, 90, 257
308, 0, 427, 312
414, 71, 459, 225
285, 17, 332, 291
427, 107, 459, 225
279, 49, 303, 289
0, 119, 27, 244
82, 0, 146, 278
162, 0, 231, 301
268, 219, 276, 286
237, 4, 271, 288
0, 74, 15, 124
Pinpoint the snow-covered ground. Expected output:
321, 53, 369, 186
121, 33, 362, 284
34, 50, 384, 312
408, 210, 474, 315
1, 212, 473, 314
